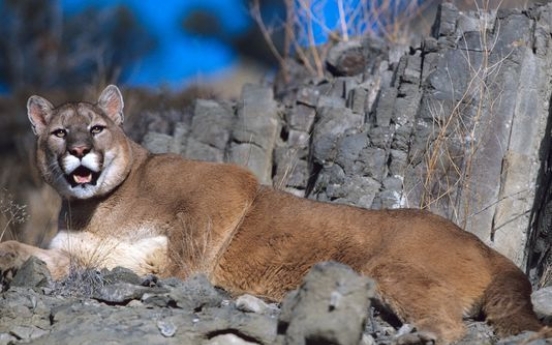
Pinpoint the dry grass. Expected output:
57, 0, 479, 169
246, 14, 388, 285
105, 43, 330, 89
251, 0, 432, 81
0, 191, 29, 242
419, 18, 504, 227
366, 0, 521, 231
412, 0, 552, 283
251, 0, 545, 83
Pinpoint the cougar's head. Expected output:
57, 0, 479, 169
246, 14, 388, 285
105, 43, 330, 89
27, 85, 132, 199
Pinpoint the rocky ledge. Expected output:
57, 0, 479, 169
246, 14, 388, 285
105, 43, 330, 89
1, 257, 551, 345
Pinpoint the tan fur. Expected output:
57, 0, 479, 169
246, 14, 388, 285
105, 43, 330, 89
0, 85, 548, 344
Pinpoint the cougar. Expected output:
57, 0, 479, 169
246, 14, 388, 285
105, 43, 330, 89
0, 85, 548, 344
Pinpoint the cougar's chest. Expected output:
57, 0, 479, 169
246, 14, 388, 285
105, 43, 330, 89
48, 228, 169, 276
56, 198, 173, 276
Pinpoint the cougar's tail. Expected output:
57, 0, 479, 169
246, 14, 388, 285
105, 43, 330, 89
482, 264, 543, 337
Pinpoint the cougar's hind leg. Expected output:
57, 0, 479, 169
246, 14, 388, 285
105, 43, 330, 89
483, 267, 543, 337
363, 260, 466, 345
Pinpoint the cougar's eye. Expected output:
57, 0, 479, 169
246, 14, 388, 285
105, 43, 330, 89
52, 129, 67, 138
90, 125, 104, 135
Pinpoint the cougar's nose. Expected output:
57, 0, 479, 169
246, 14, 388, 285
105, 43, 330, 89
69, 145, 91, 158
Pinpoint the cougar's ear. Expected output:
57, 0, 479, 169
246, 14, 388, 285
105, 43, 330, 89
98, 85, 124, 126
27, 95, 55, 136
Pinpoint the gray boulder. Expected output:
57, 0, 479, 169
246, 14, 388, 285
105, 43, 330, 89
278, 261, 375, 345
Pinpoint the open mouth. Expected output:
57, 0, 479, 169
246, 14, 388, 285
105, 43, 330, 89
65, 166, 99, 187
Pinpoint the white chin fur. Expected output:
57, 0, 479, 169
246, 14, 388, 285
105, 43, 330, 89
58, 149, 126, 199
66, 183, 103, 199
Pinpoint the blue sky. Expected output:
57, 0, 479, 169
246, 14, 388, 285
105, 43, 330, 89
61, 0, 253, 89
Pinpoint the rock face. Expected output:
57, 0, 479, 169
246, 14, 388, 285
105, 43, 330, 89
136, 84, 280, 186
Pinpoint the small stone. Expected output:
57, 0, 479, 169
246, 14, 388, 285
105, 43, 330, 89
157, 320, 177, 337
296, 87, 320, 107
9, 325, 49, 341
532, 286, 552, 317
286, 104, 316, 132
207, 333, 258, 345
127, 300, 144, 308
236, 294, 279, 316
101, 266, 143, 285
93, 282, 169, 304
360, 333, 377, 345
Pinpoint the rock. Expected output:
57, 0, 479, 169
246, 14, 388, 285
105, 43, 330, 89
347, 85, 369, 115
93, 282, 169, 304
10, 256, 51, 290
54, 268, 104, 296
431, 3, 459, 38
296, 87, 320, 107
101, 266, 144, 285
326, 40, 366, 76
496, 331, 547, 345
228, 143, 273, 185
185, 138, 224, 163
206, 333, 259, 345
311, 107, 363, 164
273, 147, 309, 190
532, 286, 552, 318
232, 84, 279, 152
335, 132, 370, 173
142, 132, 173, 154
156, 320, 177, 337
286, 104, 316, 132
195, 305, 278, 345
456, 322, 495, 345
317, 95, 347, 109
230, 84, 279, 184
166, 274, 226, 311
183, 99, 235, 163
189, 99, 234, 151
278, 261, 375, 345
360, 333, 377, 345
235, 294, 279, 317
8, 325, 49, 342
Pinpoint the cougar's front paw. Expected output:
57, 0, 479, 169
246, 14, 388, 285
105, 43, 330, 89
0, 241, 28, 284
